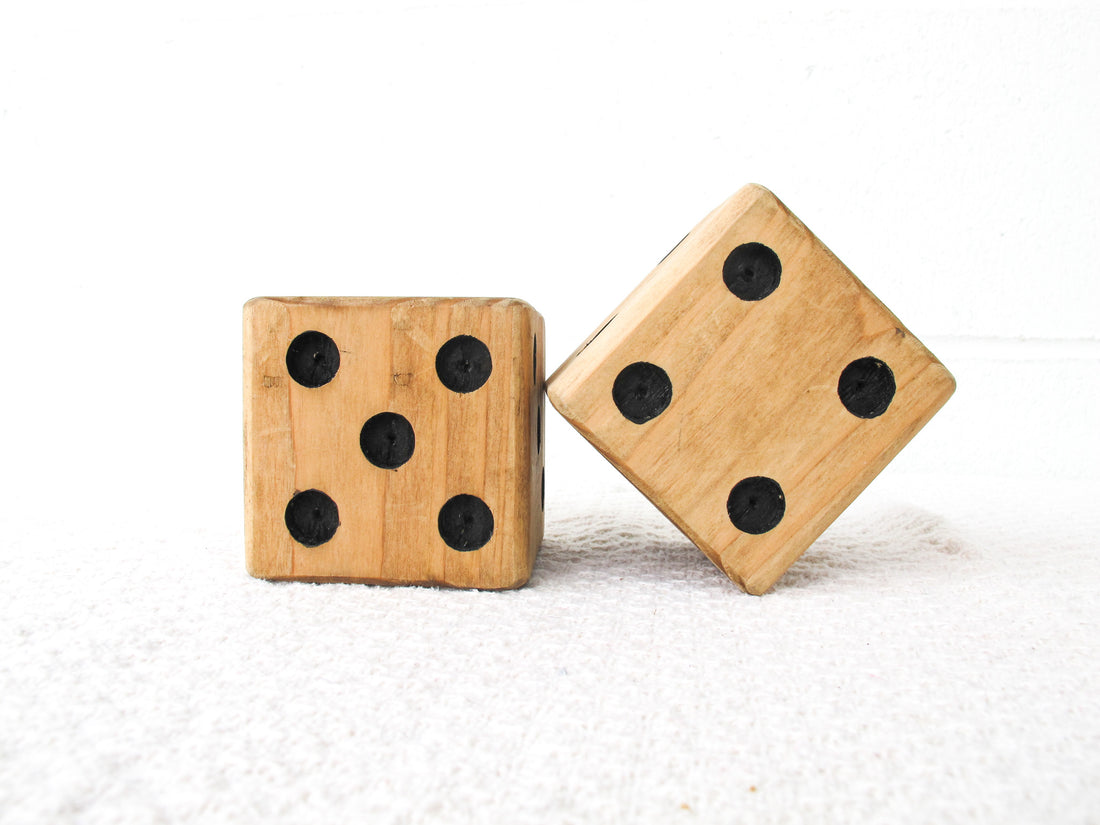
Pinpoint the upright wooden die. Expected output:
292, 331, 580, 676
547, 185, 955, 594
244, 297, 545, 589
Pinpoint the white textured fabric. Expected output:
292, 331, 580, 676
2, 471, 1098, 824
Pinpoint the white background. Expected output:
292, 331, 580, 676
1, 3, 1098, 823
1, 2, 1097, 530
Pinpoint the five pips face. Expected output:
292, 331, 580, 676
282, 333, 501, 552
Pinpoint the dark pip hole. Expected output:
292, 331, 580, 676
438, 494, 494, 551
722, 242, 782, 301
727, 476, 785, 534
612, 361, 673, 424
286, 330, 340, 388
284, 489, 340, 546
838, 357, 896, 418
436, 335, 493, 393
360, 412, 415, 469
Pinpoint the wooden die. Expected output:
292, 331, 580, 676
244, 297, 545, 589
547, 185, 955, 594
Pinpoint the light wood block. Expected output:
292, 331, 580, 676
244, 297, 545, 589
547, 184, 955, 595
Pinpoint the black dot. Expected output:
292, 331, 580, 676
612, 362, 673, 424
286, 330, 340, 388
284, 489, 340, 546
360, 412, 415, 469
723, 242, 782, 301
536, 401, 542, 454
838, 357, 896, 418
727, 477, 785, 534
438, 494, 494, 551
436, 335, 492, 393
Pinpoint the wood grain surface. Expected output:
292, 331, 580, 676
547, 185, 955, 594
245, 297, 544, 589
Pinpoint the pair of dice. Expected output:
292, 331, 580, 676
244, 184, 955, 594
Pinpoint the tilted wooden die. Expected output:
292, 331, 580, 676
244, 297, 545, 589
547, 184, 955, 595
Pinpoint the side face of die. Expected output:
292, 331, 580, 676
244, 297, 545, 589
547, 185, 955, 595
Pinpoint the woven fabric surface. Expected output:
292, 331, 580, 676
1, 467, 1098, 824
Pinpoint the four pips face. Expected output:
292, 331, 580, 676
609, 242, 896, 537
